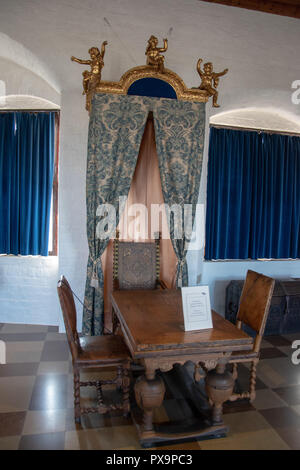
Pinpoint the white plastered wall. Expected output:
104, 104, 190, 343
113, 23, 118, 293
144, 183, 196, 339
0, 37, 61, 326
0, 0, 299, 328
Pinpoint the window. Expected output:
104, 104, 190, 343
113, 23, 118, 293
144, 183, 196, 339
0, 111, 59, 256
205, 127, 300, 260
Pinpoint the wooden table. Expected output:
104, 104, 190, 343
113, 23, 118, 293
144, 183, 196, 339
111, 289, 253, 447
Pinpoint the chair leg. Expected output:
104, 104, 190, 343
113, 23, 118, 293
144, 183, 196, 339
116, 365, 123, 391
232, 362, 238, 381
249, 360, 258, 403
122, 365, 130, 417
73, 369, 81, 424
229, 360, 258, 403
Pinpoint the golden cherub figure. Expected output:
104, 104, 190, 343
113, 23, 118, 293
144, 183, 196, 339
197, 59, 228, 107
145, 35, 168, 73
71, 41, 108, 96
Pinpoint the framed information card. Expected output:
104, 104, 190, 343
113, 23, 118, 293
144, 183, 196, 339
181, 286, 213, 331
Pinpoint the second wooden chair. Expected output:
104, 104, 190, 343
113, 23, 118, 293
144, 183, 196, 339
228, 269, 275, 403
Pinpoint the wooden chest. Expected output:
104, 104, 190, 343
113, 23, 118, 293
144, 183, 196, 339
225, 279, 300, 336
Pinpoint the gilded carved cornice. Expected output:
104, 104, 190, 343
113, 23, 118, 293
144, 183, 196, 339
95, 65, 209, 102
71, 35, 228, 113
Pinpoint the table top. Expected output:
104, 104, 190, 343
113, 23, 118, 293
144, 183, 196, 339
111, 289, 253, 357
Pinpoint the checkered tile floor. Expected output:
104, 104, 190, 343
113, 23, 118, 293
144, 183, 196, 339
0, 321, 300, 450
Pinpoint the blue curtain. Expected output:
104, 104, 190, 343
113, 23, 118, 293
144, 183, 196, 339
0, 112, 55, 256
205, 127, 300, 260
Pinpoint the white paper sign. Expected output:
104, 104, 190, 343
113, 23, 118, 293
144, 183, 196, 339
181, 286, 213, 331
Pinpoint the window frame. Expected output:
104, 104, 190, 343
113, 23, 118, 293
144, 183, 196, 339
0, 109, 60, 257
205, 124, 300, 262
48, 112, 59, 256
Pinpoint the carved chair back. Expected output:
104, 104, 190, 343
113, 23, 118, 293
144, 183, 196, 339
113, 231, 160, 290
236, 270, 275, 353
57, 276, 81, 361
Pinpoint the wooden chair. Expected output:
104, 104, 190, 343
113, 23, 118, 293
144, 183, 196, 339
113, 231, 167, 290
57, 276, 131, 424
112, 231, 167, 344
228, 270, 275, 403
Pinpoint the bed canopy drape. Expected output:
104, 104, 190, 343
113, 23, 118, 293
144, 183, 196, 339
83, 94, 205, 335
71, 35, 227, 335
101, 114, 178, 335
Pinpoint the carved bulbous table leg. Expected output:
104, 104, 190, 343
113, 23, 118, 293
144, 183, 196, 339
134, 373, 166, 432
205, 359, 234, 425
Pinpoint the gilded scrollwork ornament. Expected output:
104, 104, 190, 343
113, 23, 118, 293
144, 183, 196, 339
196, 58, 228, 107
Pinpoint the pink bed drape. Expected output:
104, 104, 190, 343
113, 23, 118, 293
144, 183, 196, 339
101, 115, 177, 332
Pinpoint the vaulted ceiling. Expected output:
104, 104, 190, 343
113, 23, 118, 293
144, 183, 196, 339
199, 0, 300, 19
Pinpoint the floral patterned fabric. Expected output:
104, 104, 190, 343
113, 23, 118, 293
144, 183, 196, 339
153, 99, 206, 286
83, 93, 205, 335
82, 94, 150, 335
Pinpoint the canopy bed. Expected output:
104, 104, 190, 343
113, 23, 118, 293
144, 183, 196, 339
71, 35, 228, 337
68, 36, 261, 448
